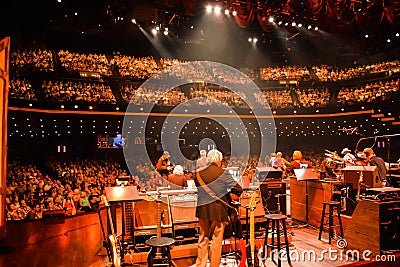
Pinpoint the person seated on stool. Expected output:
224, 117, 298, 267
363, 148, 389, 187
167, 165, 188, 190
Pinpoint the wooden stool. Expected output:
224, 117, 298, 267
264, 214, 291, 267
318, 201, 344, 244
145, 237, 175, 267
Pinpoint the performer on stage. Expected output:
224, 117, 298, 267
363, 148, 389, 186
167, 165, 188, 190
196, 149, 208, 170
289, 150, 312, 171
341, 148, 356, 166
112, 134, 125, 147
194, 149, 243, 267
155, 151, 173, 179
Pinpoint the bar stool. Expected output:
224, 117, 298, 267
146, 237, 175, 267
318, 201, 344, 244
264, 214, 291, 267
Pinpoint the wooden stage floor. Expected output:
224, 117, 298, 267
95, 225, 369, 267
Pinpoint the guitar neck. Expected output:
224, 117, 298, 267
157, 197, 162, 238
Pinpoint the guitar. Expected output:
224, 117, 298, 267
356, 171, 363, 201
107, 202, 121, 267
247, 192, 260, 267
147, 194, 173, 267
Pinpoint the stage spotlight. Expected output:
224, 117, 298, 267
278, 21, 282, 25
225, 9, 229, 15
291, 22, 296, 27
284, 22, 289, 26
387, 39, 391, 43
151, 28, 157, 35
307, 25, 312, 30
60, 105, 64, 109
214, 6, 221, 14
131, 18, 136, 24
314, 26, 319, 31
268, 16, 274, 23
89, 106, 93, 110
365, 34, 369, 38
163, 30, 168, 36
165, 27, 168, 31
253, 38, 258, 43
232, 10, 237, 16
396, 33, 399, 37
74, 105, 78, 109
156, 26, 160, 31
57, 0, 62, 2
248, 37, 252, 43
298, 23, 302, 28
206, 5, 212, 13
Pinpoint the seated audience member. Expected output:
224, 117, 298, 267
167, 165, 188, 190
88, 187, 101, 211
26, 204, 43, 220
290, 150, 312, 171
63, 192, 76, 216
79, 192, 92, 212
17, 200, 32, 220
6, 203, 20, 221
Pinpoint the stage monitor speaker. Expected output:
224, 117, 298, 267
259, 182, 287, 215
254, 167, 283, 183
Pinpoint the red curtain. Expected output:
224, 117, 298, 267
257, 13, 275, 32
182, 0, 205, 16
384, 0, 400, 27
305, 0, 325, 15
353, 0, 384, 33
233, 2, 256, 28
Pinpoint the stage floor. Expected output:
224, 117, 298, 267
94, 225, 361, 267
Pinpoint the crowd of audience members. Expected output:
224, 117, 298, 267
42, 80, 116, 104
9, 78, 37, 100
7, 49, 400, 109
337, 79, 399, 105
11, 49, 54, 73
58, 50, 112, 76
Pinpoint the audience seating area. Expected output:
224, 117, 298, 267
7, 49, 400, 110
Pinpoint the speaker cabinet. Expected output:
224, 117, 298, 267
259, 182, 287, 215
345, 199, 400, 256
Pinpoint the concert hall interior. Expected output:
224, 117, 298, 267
1, 0, 400, 266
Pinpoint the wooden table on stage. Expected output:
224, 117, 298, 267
290, 177, 342, 226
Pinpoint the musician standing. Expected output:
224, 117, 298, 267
196, 149, 208, 170
156, 151, 173, 179
195, 149, 243, 267
363, 148, 389, 187
341, 148, 356, 166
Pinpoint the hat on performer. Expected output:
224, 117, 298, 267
341, 148, 351, 154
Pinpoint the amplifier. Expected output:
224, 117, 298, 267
238, 191, 266, 223
259, 182, 287, 214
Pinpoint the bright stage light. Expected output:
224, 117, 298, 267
156, 26, 160, 31
206, 5, 212, 13
314, 26, 319, 31
253, 38, 258, 43
284, 22, 289, 26
163, 30, 168, 36
307, 25, 312, 30
278, 21, 282, 25
291, 22, 296, 27
268, 17, 274, 23
396, 33, 399, 37
248, 37, 252, 43
151, 28, 157, 35
387, 39, 391, 43
365, 34, 369, 38
298, 23, 302, 28
131, 18, 136, 24
232, 10, 237, 16
214, 6, 221, 14
225, 9, 229, 15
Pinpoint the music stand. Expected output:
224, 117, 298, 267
105, 186, 141, 262
294, 169, 319, 226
